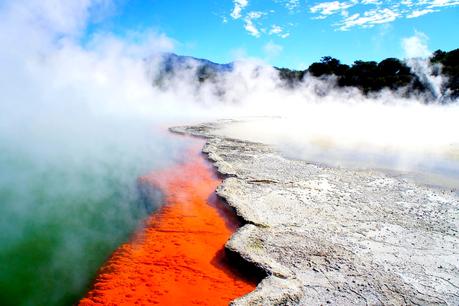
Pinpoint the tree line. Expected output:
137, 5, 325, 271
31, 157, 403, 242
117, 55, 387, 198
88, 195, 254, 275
277, 48, 459, 101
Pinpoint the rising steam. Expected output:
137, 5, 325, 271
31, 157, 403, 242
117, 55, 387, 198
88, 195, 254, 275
0, 1, 458, 305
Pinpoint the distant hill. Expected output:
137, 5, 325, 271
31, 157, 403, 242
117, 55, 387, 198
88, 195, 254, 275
160, 53, 233, 73
152, 49, 459, 102
151, 53, 233, 86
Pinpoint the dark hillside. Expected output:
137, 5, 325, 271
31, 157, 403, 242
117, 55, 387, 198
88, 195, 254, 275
152, 49, 459, 101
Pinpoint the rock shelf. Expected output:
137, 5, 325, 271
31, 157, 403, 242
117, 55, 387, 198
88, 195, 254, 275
172, 121, 459, 306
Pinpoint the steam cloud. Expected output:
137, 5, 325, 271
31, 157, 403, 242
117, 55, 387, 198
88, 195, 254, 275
0, 1, 458, 305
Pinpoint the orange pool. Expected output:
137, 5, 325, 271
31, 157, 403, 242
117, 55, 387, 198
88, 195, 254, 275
79, 139, 257, 305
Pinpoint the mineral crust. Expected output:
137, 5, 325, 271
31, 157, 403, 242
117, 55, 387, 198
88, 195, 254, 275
171, 121, 459, 306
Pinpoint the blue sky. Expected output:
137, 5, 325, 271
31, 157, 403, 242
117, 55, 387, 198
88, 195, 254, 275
88, 0, 459, 69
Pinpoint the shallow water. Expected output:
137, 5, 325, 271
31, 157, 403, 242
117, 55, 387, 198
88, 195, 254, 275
278, 142, 459, 192
80, 137, 258, 305
216, 120, 459, 191
0, 127, 190, 306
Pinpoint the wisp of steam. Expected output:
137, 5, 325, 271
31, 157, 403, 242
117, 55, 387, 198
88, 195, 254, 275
0, 1, 458, 305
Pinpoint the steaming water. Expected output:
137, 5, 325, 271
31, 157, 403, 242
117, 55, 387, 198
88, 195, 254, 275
0, 126, 191, 306
216, 119, 459, 192
1, 3, 458, 304
278, 142, 459, 192
80, 139, 257, 305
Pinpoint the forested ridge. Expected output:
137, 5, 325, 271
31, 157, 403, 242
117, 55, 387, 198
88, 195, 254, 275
277, 48, 459, 100
156, 48, 459, 101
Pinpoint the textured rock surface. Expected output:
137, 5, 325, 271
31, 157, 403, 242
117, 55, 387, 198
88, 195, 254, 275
170, 121, 459, 306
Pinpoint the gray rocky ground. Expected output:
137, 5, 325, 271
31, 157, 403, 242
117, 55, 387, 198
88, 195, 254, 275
171, 121, 459, 306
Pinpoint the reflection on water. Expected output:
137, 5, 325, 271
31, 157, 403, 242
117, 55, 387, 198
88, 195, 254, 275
80, 139, 258, 306
279, 141, 459, 192
0, 127, 192, 306
216, 119, 459, 192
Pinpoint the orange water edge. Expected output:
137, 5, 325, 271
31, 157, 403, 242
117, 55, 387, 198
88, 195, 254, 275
79, 140, 258, 306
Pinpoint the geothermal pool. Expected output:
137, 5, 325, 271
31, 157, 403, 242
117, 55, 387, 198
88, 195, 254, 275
79, 138, 257, 305
215, 119, 459, 192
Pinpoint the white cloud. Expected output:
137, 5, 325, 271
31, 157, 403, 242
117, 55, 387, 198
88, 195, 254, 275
227, 0, 458, 36
361, 0, 381, 4
427, 0, 459, 8
244, 19, 260, 37
243, 11, 265, 37
310, 1, 358, 16
338, 8, 399, 30
406, 9, 437, 18
230, 0, 249, 19
1, 0, 112, 39
268, 24, 290, 39
402, 31, 431, 58
228, 1, 300, 38
269, 24, 283, 34
244, 11, 267, 38
247, 11, 264, 19
309, 0, 459, 30
273, 0, 301, 12
285, 0, 301, 11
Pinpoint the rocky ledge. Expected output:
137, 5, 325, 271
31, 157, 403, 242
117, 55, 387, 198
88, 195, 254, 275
171, 121, 459, 306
